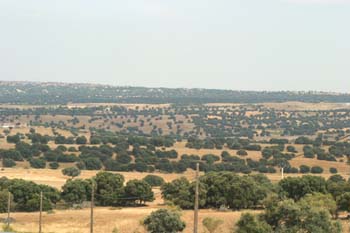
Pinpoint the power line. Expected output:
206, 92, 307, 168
90, 181, 95, 233
193, 162, 199, 233
39, 191, 43, 233
7, 191, 11, 229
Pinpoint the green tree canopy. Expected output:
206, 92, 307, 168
143, 209, 186, 233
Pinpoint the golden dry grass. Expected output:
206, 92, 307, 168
262, 102, 350, 111
1, 207, 349, 233
168, 142, 263, 161
0, 207, 259, 233
0, 168, 198, 189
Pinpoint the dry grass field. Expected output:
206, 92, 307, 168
262, 101, 350, 111
1, 207, 349, 233
0, 168, 198, 189
1, 102, 350, 232
0, 207, 259, 233
1, 127, 350, 185
204, 102, 350, 111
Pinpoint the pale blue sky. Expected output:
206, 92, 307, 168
0, 0, 349, 92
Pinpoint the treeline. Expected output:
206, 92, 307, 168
161, 172, 350, 213
0, 172, 157, 213
3, 101, 350, 139
2, 132, 342, 175
2, 81, 350, 104
162, 172, 350, 232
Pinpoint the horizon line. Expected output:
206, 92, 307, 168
0, 80, 349, 95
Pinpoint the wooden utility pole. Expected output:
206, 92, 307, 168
7, 191, 11, 228
90, 181, 95, 233
39, 191, 43, 233
281, 167, 284, 180
193, 163, 199, 233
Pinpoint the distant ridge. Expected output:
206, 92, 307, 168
0, 80, 349, 105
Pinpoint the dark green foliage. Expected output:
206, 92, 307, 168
143, 175, 165, 187
81, 157, 102, 170
61, 179, 91, 205
2, 158, 16, 167
162, 172, 271, 210
311, 166, 324, 174
0, 190, 14, 213
270, 139, 289, 144
286, 145, 297, 153
329, 167, 338, 174
155, 150, 178, 159
278, 176, 327, 201
326, 176, 350, 202
28, 133, 49, 144
57, 153, 78, 163
90, 137, 102, 145
75, 136, 87, 145
0, 178, 60, 212
201, 154, 220, 164
95, 172, 124, 206
29, 158, 46, 169
116, 153, 132, 164
161, 177, 207, 209
236, 150, 248, 156
260, 198, 341, 233
16, 142, 41, 158
49, 162, 59, 169
55, 135, 74, 144
336, 192, 350, 212
299, 165, 310, 174
62, 167, 81, 178
200, 172, 270, 210
55, 145, 67, 152
0, 149, 23, 161
124, 179, 154, 204
236, 213, 272, 233
303, 145, 315, 158
6, 135, 20, 144
143, 209, 186, 233
68, 147, 78, 152
135, 162, 148, 172
244, 144, 261, 151
295, 136, 314, 145
44, 151, 59, 162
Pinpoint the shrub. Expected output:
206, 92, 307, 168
311, 166, 324, 174
6, 135, 20, 144
124, 179, 154, 204
299, 165, 310, 174
329, 167, 338, 174
49, 162, 59, 169
95, 172, 124, 206
237, 150, 248, 156
279, 176, 327, 200
82, 157, 102, 170
143, 209, 186, 233
75, 136, 87, 145
68, 147, 78, 152
61, 179, 91, 205
2, 158, 16, 168
29, 158, 46, 169
62, 167, 81, 178
286, 146, 297, 153
143, 175, 165, 187
236, 213, 272, 233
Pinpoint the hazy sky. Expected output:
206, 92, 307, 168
0, 0, 349, 92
